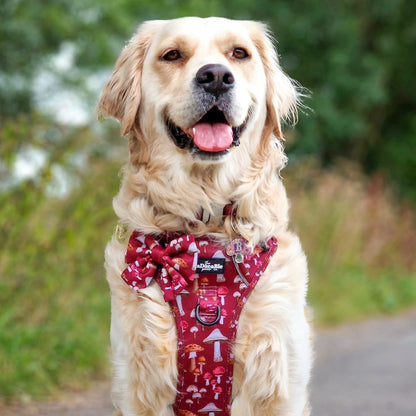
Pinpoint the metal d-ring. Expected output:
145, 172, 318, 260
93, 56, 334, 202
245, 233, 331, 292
195, 304, 221, 326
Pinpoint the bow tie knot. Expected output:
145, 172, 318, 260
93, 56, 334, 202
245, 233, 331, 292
122, 232, 199, 301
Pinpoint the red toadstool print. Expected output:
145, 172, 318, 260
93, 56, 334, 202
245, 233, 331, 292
212, 366, 225, 383
217, 286, 228, 305
197, 355, 206, 372
219, 308, 227, 325
213, 386, 223, 400
203, 372, 212, 386
178, 409, 197, 416
185, 344, 204, 372
193, 367, 201, 382
200, 277, 209, 287
180, 320, 189, 332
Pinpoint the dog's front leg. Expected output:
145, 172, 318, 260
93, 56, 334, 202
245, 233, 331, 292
106, 241, 178, 416
231, 240, 312, 416
232, 307, 311, 416
109, 286, 178, 416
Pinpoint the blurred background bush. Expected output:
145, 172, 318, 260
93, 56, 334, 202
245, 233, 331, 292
1, 0, 415, 403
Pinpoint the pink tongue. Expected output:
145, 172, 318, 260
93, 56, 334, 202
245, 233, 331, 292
192, 123, 233, 152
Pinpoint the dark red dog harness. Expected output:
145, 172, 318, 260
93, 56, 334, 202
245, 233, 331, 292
122, 232, 277, 415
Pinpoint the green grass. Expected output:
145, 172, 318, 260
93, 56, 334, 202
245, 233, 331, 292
0, 153, 120, 402
1, 130, 416, 402
286, 160, 416, 325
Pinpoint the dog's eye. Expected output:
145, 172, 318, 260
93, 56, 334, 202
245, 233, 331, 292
232, 48, 249, 60
162, 50, 181, 61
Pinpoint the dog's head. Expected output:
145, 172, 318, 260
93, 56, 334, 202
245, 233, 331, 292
98, 17, 299, 163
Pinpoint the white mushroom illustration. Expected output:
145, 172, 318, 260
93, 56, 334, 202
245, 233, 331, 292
198, 402, 222, 415
176, 289, 190, 316
199, 240, 209, 254
233, 276, 242, 284
190, 326, 199, 339
192, 392, 202, 404
212, 250, 226, 282
203, 329, 228, 362
187, 384, 198, 395
188, 241, 199, 271
193, 273, 200, 293
219, 308, 227, 325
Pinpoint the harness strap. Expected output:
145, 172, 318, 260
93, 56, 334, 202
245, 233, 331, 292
121, 234, 278, 415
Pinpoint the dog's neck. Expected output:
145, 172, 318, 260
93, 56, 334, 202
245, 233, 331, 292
114, 129, 289, 246
198, 203, 230, 224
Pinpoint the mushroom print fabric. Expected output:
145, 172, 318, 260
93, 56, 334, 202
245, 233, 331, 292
122, 232, 278, 415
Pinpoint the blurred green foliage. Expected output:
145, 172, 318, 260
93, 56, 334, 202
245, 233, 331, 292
0, 116, 122, 400
1, 0, 416, 198
286, 161, 416, 324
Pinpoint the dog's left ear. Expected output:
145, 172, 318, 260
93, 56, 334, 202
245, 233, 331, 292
248, 22, 299, 140
97, 21, 160, 136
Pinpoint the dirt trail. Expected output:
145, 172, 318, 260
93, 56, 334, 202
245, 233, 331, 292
0, 381, 113, 416
311, 308, 416, 416
2, 308, 416, 415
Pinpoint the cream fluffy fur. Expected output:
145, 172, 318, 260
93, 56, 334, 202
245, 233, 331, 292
98, 17, 312, 416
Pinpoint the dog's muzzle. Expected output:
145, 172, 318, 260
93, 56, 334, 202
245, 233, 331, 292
166, 64, 249, 160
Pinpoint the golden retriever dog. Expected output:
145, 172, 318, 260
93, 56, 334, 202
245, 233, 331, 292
98, 17, 312, 416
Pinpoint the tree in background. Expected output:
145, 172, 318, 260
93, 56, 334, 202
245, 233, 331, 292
0, 0, 223, 116
254, 0, 416, 199
1, 0, 415, 199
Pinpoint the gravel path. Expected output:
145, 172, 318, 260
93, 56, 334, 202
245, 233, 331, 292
2, 308, 415, 415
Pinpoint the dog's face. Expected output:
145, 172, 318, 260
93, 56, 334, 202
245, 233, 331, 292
98, 17, 298, 163
140, 18, 267, 161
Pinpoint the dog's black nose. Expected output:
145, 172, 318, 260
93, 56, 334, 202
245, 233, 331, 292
196, 64, 234, 95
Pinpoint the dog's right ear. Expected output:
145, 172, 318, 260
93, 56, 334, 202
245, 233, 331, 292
97, 22, 159, 136
246, 22, 300, 141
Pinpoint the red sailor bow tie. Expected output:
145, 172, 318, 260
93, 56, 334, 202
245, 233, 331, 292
121, 232, 199, 301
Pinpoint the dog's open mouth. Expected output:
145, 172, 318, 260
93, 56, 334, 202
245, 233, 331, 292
166, 107, 246, 156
